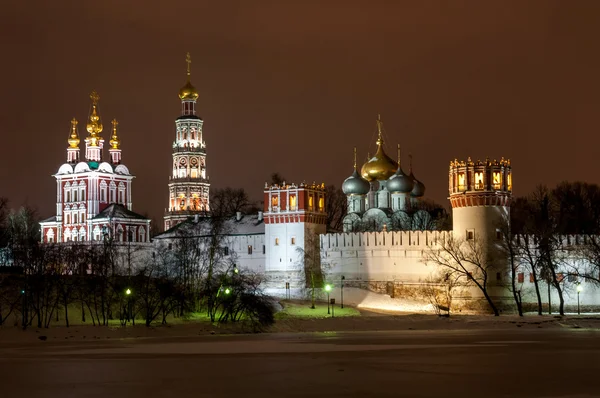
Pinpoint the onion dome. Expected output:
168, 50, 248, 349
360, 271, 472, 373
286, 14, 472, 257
67, 118, 80, 148
179, 52, 199, 101
408, 154, 426, 197
109, 119, 120, 149
360, 115, 398, 182
388, 144, 414, 193
86, 90, 103, 146
343, 148, 370, 195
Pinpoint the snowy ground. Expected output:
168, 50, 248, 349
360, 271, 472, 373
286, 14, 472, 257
265, 287, 436, 313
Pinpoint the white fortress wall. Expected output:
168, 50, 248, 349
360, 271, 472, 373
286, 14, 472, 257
320, 230, 450, 282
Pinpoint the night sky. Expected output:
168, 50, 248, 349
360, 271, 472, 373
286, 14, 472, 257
2, 1, 599, 226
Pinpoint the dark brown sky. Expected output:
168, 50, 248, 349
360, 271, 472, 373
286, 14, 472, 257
2, 1, 599, 225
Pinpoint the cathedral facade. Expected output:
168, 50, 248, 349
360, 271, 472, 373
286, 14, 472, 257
40, 91, 151, 244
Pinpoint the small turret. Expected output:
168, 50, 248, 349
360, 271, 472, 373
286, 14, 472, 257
84, 90, 104, 163
66, 118, 80, 163
109, 119, 121, 164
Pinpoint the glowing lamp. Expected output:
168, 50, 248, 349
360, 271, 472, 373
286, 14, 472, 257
225, 288, 231, 295
577, 284, 583, 293
125, 288, 132, 295
325, 284, 332, 292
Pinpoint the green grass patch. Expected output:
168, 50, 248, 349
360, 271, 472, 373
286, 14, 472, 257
276, 301, 361, 319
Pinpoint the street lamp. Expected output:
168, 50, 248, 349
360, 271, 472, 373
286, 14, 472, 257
325, 284, 332, 314
125, 288, 132, 295
577, 283, 583, 315
341, 276, 345, 309
125, 288, 132, 322
225, 288, 231, 295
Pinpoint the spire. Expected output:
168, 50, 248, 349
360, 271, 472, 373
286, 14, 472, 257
68, 118, 80, 148
186, 52, 192, 81
353, 147, 357, 170
376, 114, 384, 146
109, 119, 122, 165
397, 143, 401, 167
84, 90, 104, 162
67, 118, 80, 163
109, 119, 120, 149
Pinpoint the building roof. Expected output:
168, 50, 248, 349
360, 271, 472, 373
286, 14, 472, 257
40, 216, 57, 224
155, 213, 265, 239
93, 204, 149, 221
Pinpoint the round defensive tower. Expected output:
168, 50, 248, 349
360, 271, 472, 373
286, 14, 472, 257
449, 157, 512, 243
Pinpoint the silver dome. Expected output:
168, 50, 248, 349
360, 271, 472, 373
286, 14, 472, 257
387, 167, 414, 194
410, 172, 426, 197
342, 170, 370, 195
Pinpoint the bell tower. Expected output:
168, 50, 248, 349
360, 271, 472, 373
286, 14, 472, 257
164, 53, 210, 231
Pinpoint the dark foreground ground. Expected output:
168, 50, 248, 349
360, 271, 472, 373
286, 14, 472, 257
1, 319, 599, 398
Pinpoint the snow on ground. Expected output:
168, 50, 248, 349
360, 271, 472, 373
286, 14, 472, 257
264, 287, 436, 313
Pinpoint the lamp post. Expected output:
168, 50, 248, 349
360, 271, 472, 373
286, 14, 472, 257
125, 288, 132, 322
325, 284, 332, 314
577, 283, 583, 315
341, 275, 345, 309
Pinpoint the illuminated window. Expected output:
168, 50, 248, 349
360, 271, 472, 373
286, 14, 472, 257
529, 273, 535, 283
318, 197, 324, 211
191, 169, 198, 178
492, 172, 502, 189
457, 173, 465, 191
289, 195, 297, 210
507, 173, 512, 190
517, 273, 524, 283
248, 245, 253, 255
272, 196, 278, 207
474, 172, 484, 190
309, 196, 313, 210
291, 237, 296, 245
275, 238, 279, 246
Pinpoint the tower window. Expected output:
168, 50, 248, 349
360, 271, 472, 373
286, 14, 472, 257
262, 245, 265, 254
271, 196, 278, 208
248, 245, 253, 255
474, 172, 484, 190
275, 238, 279, 246
318, 197, 324, 212
517, 273, 524, 283
495, 229, 502, 240
466, 230, 474, 240
507, 173, 512, 190
308, 196, 314, 210
492, 172, 502, 189
457, 173, 465, 191
289, 195, 297, 210
223, 247, 229, 256
291, 237, 296, 245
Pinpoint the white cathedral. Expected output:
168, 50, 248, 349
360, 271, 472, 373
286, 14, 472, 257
41, 53, 600, 312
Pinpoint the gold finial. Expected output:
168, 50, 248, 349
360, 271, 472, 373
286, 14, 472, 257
376, 114, 383, 144
397, 143, 401, 166
68, 118, 80, 148
109, 119, 120, 149
186, 52, 192, 79
86, 90, 103, 140
353, 147, 357, 170
90, 90, 100, 104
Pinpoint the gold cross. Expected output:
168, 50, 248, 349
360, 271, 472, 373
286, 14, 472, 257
112, 119, 118, 129
90, 90, 100, 104
186, 52, 191, 76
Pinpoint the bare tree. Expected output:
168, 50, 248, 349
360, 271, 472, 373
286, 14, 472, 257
210, 187, 257, 217
496, 214, 523, 316
295, 228, 325, 309
325, 185, 347, 232
419, 271, 460, 316
424, 234, 500, 316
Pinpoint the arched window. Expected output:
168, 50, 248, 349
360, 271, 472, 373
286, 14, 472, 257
474, 172, 484, 190
109, 182, 116, 203
457, 173, 466, 191
100, 181, 108, 203
289, 195, 297, 210
139, 227, 146, 243
46, 229, 54, 243
73, 190, 78, 202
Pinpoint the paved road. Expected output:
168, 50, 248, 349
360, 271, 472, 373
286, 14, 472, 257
1, 328, 599, 397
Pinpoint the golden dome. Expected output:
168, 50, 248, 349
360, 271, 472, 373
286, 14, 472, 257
68, 118, 80, 148
179, 81, 199, 101
109, 119, 120, 149
179, 52, 199, 101
360, 116, 398, 181
86, 90, 103, 146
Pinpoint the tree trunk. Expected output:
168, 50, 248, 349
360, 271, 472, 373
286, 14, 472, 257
481, 288, 500, 316
530, 267, 543, 315
510, 265, 523, 316
310, 272, 315, 309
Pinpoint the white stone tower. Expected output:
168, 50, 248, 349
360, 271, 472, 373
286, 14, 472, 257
164, 53, 210, 231
263, 182, 327, 281
449, 157, 512, 243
